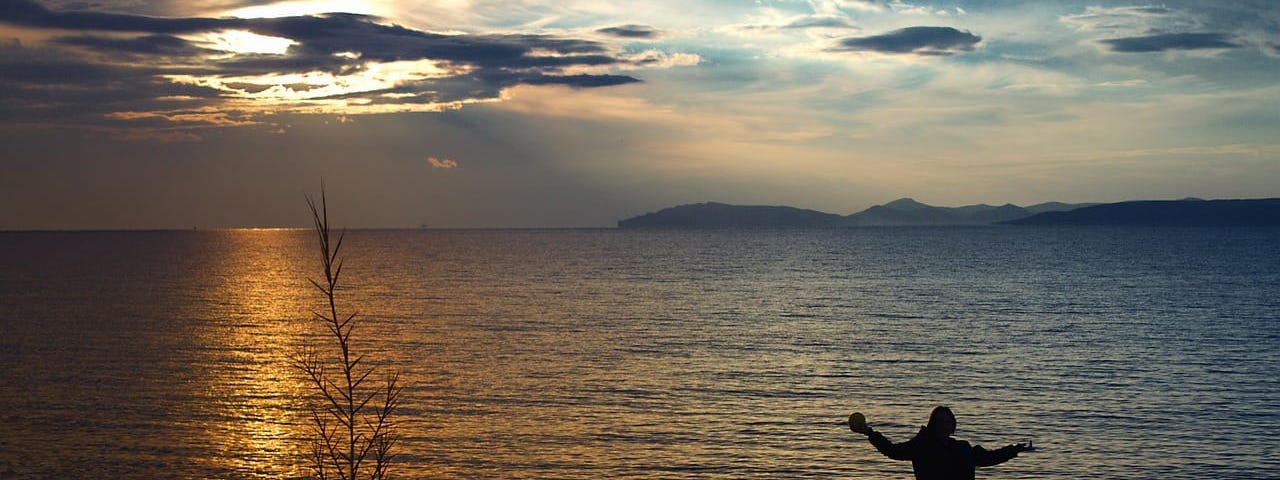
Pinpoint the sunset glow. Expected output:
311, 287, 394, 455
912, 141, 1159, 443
189, 30, 297, 55
1, 0, 1277, 229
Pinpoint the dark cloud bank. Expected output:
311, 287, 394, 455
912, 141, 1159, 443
0, 0, 645, 136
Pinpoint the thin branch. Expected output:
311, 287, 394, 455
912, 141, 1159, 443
297, 188, 404, 480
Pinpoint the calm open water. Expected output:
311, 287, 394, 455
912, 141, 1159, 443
1, 227, 1278, 479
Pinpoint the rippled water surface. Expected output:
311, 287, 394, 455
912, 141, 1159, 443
2, 227, 1278, 479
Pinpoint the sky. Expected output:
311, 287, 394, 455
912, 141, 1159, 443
2, 0, 1278, 229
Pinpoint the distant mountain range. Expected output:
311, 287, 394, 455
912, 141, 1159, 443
617, 197, 1280, 228
1005, 198, 1280, 226
838, 198, 1098, 226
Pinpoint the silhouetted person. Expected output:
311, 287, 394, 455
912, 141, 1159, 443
849, 406, 1031, 480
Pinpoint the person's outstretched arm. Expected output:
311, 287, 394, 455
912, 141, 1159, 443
973, 442, 1028, 467
864, 428, 916, 461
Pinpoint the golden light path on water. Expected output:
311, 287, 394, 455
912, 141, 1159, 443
189, 229, 446, 478
194, 229, 312, 478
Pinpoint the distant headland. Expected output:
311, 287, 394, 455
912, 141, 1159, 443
617, 198, 1280, 228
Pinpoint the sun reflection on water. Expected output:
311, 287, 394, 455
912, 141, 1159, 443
192, 229, 314, 478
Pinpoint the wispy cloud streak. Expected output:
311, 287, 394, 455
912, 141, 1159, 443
830, 26, 980, 56
1100, 33, 1240, 53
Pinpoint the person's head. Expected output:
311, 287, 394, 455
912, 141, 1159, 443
926, 406, 956, 440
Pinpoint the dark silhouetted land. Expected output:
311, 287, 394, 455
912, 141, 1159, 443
617, 198, 1092, 228
616, 202, 843, 228
618, 197, 1280, 228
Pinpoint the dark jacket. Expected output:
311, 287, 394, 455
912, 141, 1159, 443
867, 427, 1020, 480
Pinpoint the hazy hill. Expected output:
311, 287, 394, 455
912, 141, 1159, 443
1006, 198, 1280, 226
832, 198, 1085, 226
837, 198, 960, 226
1025, 201, 1102, 214
616, 202, 843, 228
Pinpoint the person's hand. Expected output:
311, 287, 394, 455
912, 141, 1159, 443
1014, 440, 1035, 452
848, 412, 873, 435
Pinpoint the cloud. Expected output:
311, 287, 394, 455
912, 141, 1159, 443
1060, 4, 1277, 56
834, 1, 951, 15
0, 0, 230, 33
1100, 33, 1241, 53
597, 24, 660, 39
836, 1, 887, 13
831, 26, 981, 56
0, 0, 701, 139
521, 73, 642, 88
0, 41, 226, 130
734, 13, 860, 34
1060, 5, 1198, 36
781, 15, 858, 30
54, 34, 206, 55
1098, 79, 1150, 88
427, 156, 458, 169
618, 49, 701, 69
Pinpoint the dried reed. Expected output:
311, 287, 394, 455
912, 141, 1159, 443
296, 190, 404, 480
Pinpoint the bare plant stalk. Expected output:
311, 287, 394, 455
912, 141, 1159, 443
295, 190, 405, 480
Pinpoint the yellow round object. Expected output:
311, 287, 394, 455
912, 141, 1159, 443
849, 412, 866, 430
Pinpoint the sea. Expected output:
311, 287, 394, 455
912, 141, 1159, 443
1, 227, 1277, 479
